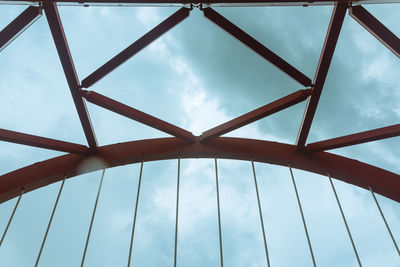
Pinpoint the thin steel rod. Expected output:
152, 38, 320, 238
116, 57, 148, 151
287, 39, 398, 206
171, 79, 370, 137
328, 174, 362, 267
288, 166, 316, 267
0, 189, 24, 247
369, 187, 400, 257
127, 162, 144, 267
251, 161, 270, 267
215, 158, 224, 267
81, 169, 106, 267
35, 176, 66, 267
174, 158, 180, 267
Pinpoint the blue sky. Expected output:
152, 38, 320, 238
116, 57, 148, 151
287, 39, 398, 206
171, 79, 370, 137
0, 2, 399, 266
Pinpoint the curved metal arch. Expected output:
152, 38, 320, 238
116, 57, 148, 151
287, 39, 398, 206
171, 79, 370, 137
0, 137, 399, 203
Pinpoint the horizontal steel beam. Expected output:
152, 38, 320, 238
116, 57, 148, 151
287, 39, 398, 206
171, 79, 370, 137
349, 5, 400, 58
81, 7, 190, 88
0, 6, 42, 52
0, 128, 89, 154
203, 7, 312, 87
81, 90, 196, 143
0, 137, 399, 203
307, 124, 400, 152
44, 2, 98, 151
296, 3, 347, 149
1, 1, 396, 6
200, 88, 312, 142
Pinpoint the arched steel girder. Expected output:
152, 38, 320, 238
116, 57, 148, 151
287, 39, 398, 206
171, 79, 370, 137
0, 137, 399, 204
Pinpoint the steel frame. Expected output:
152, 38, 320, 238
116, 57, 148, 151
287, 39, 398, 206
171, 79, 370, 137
0, 1, 399, 203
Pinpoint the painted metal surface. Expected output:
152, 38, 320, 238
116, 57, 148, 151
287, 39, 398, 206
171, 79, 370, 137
203, 7, 312, 87
0, 6, 42, 52
44, 2, 98, 151
296, 3, 347, 149
0, 129, 89, 155
2, 1, 399, 6
307, 124, 400, 152
200, 89, 312, 142
81, 7, 191, 88
0, 137, 399, 204
349, 5, 400, 58
82, 90, 196, 143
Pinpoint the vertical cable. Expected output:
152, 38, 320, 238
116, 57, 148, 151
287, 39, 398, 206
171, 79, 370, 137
328, 174, 362, 267
369, 186, 400, 257
174, 158, 181, 267
35, 176, 66, 267
127, 162, 144, 267
81, 169, 106, 267
288, 166, 316, 267
215, 158, 224, 267
251, 161, 271, 267
0, 188, 24, 248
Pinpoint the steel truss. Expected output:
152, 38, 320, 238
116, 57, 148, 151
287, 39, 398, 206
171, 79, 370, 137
0, 0, 400, 203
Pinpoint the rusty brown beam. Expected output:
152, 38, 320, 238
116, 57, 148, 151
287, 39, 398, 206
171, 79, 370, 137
81, 7, 190, 88
1, 137, 399, 204
2, 1, 392, 6
81, 90, 196, 143
200, 88, 313, 142
307, 124, 400, 152
0, 128, 89, 155
296, 3, 347, 149
0, 6, 42, 52
349, 5, 400, 58
203, 7, 312, 87
44, 3, 98, 152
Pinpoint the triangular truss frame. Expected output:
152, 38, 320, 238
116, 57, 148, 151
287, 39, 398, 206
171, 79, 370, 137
0, 0, 399, 203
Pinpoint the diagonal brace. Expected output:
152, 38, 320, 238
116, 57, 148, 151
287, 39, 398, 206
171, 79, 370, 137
44, 2, 98, 152
200, 88, 313, 143
81, 90, 196, 143
81, 7, 191, 88
296, 3, 347, 150
0, 6, 42, 52
307, 123, 400, 152
349, 5, 400, 58
202, 7, 312, 87
0, 128, 89, 155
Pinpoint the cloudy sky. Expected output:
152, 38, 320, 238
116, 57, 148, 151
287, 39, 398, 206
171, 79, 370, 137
0, 2, 399, 266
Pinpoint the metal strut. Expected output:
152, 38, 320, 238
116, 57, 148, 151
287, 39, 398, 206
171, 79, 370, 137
369, 187, 400, 257
288, 166, 316, 267
251, 161, 270, 267
81, 169, 106, 267
215, 158, 224, 267
127, 162, 144, 267
328, 174, 362, 267
35, 176, 66, 267
174, 158, 181, 267
0, 189, 24, 248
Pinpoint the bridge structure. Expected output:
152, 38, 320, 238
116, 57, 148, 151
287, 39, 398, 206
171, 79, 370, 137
0, 0, 399, 266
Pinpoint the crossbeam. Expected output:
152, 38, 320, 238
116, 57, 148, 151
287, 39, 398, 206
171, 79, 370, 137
200, 88, 312, 142
349, 5, 400, 58
296, 3, 347, 149
81, 7, 190, 88
44, 2, 98, 151
203, 7, 312, 87
0, 6, 42, 52
307, 124, 400, 152
1, 1, 398, 6
0, 128, 89, 154
81, 90, 196, 143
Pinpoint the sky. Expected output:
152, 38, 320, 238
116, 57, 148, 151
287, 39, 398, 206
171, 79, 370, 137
0, 1, 399, 266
